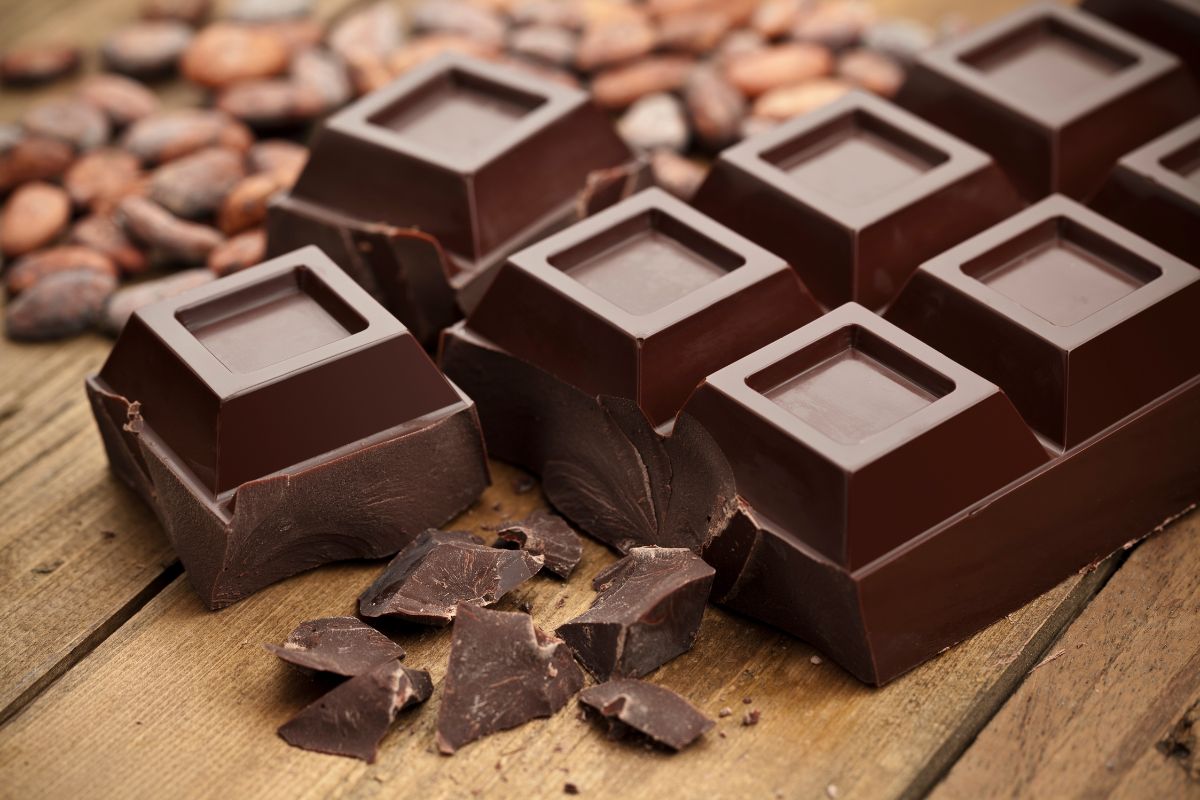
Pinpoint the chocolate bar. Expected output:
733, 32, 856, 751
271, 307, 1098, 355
86, 245, 490, 608
1083, 0, 1200, 83
267, 53, 636, 345
897, 4, 1199, 200
693, 90, 1022, 310
1092, 117, 1200, 269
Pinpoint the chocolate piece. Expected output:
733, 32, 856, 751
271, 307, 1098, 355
277, 659, 432, 762
1092, 117, 1200, 269
436, 603, 584, 754
897, 4, 1199, 200
358, 529, 543, 624
495, 509, 584, 579
888, 196, 1200, 449
85, 246, 490, 607
685, 303, 1049, 568
267, 53, 634, 344
1083, 0, 1200, 83
579, 679, 713, 752
693, 90, 1022, 310
264, 616, 404, 677
557, 547, 714, 681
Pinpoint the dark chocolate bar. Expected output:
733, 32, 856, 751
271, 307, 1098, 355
1083, 0, 1200, 83
897, 4, 1199, 201
86, 245, 490, 608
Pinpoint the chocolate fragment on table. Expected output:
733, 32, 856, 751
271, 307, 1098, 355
436, 603, 584, 754
85, 245, 490, 608
495, 509, 584, 579
264, 616, 404, 678
578, 679, 714, 752
267, 52, 635, 346
557, 547, 714, 681
896, 4, 1199, 200
358, 530, 543, 624
277, 659, 432, 763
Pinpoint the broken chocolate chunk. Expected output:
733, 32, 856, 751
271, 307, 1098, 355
358, 530, 543, 625
264, 616, 404, 678
579, 679, 714, 752
495, 509, 584, 579
277, 659, 432, 763
436, 603, 584, 754
557, 547, 714, 681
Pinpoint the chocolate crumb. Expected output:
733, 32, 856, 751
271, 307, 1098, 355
742, 709, 761, 726
742, 697, 752, 704
564, 783, 580, 795
718, 707, 732, 718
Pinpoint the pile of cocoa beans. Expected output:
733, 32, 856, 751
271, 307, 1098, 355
0, 0, 960, 342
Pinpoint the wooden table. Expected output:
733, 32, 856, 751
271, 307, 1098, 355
1, 2, 1198, 798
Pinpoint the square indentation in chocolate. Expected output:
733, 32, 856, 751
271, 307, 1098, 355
763, 111, 948, 207
178, 268, 367, 373
1162, 140, 1200, 187
963, 219, 1157, 327
369, 69, 545, 158
548, 210, 743, 315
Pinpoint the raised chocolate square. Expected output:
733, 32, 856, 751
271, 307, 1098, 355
1092, 117, 1200, 268
889, 195, 1200, 450
465, 188, 822, 425
1083, 0, 1200, 83
683, 304, 1049, 569
897, 4, 1199, 200
693, 90, 1021, 310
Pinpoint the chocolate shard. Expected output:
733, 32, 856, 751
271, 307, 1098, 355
579, 679, 714, 752
277, 659, 433, 763
557, 547, 714, 681
436, 603, 584, 754
495, 509, 584, 579
264, 616, 405, 677
358, 530, 543, 625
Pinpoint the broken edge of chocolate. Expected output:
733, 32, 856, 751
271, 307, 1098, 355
495, 509, 584, 579
264, 616, 406, 678
579, 679, 714, 752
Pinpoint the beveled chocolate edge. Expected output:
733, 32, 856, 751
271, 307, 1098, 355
497, 187, 800, 339
129, 245, 410, 401
319, 52, 591, 175
710, 90, 995, 229
913, 3, 1184, 129
688, 303, 1004, 471
916, 194, 1200, 350
1110, 116, 1200, 208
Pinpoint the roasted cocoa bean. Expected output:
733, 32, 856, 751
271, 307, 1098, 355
118, 195, 224, 264
101, 21, 194, 79
508, 26, 578, 67
328, 1, 402, 93
649, 149, 708, 202
148, 147, 246, 219
658, 11, 731, 54
207, 227, 266, 276
64, 148, 144, 211
101, 267, 213, 335
576, 19, 658, 72
388, 35, 501, 77
725, 42, 833, 97
685, 64, 746, 149
751, 77, 851, 120
180, 23, 290, 89
792, 0, 876, 49
291, 48, 352, 109
246, 139, 308, 184
0, 131, 74, 191
591, 56, 695, 109
76, 74, 161, 128
0, 44, 82, 86
837, 47, 904, 97
1, 182, 72, 258
752, 0, 805, 39
22, 98, 111, 151
411, 1, 507, 47
69, 213, 149, 274
216, 79, 326, 129
121, 109, 253, 165
5, 246, 118, 295
217, 171, 284, 235
6, 269, 117, 341
140, 0, 212, 26
617, 93, 690, 152
227, 0, 313, 23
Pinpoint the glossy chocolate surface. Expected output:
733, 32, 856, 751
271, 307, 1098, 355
465, 188, 822, 425
693, 91, 1021, 310
1083, 0, 1200, 82
897, 4, 1199, 200
888, 195, 1200, 449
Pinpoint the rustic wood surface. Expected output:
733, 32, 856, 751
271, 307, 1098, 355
1, 1, 1195, 799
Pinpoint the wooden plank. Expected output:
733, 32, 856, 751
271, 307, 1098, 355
930, 513, 1200, 799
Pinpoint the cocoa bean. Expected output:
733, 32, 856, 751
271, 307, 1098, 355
101, 21, 194, 79
227, 0, 313, 24
716, 29, 766, 65
292, 48, 352, 109
576, 0, 647, 27
259, 19, 325, 54
5, 246, 118, 295
69, 213, 149, 274
118, 195, 224, 264
121, 109, 253, 165
1, 182, 71, 258
508, 26, 578, 67
64, 148, 144, 211
101, 268, 213, 335
496, 56, 580, 88
0, 131, 74, 191
617, 93, 689, 153
76, 74, 161, 128
658, 11, 731, 54
216, 80, 326, 129
752, 0, 805, 40
207, 227, 266, 276
511, 1, 584, 30
148, 147, 246, 219
792, 0, 876, 49
726, 43, 833, 97
650, 149, 708, 202
862, 19, 935, 64
576, 19, 657, 72
411, 1, 507, 47
591, 56, 695, 110
140, 0, 212, 26
328, 1, 402, 94
685, 65, 746, 150
246, 139, 308, 184
0, 44, 82, 86
6, 269, 117, 341
837, 48, 904, 97
22, 98, 111, 151
388, 35, 501, 77
217, 171, 284, 235
751, 78, 851, 120
180, 23, 290, 89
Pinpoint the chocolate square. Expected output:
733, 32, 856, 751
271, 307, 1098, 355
693, 90, 1020, 310
888, 195, 1200, 449
897, 4, 1198, 200
1083, 0, 1200, 83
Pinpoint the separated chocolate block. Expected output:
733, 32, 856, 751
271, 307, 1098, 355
897, 4, 1198, 201
268, 53, 635, 344
684, 303, 1048, 569
693, 90, 1020, 310
889, 195, 1200, 450
465, 188, 822, 426
86, 245, 490, 608
1093, 117, 1200, 268
1083, 0, 1200, 83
